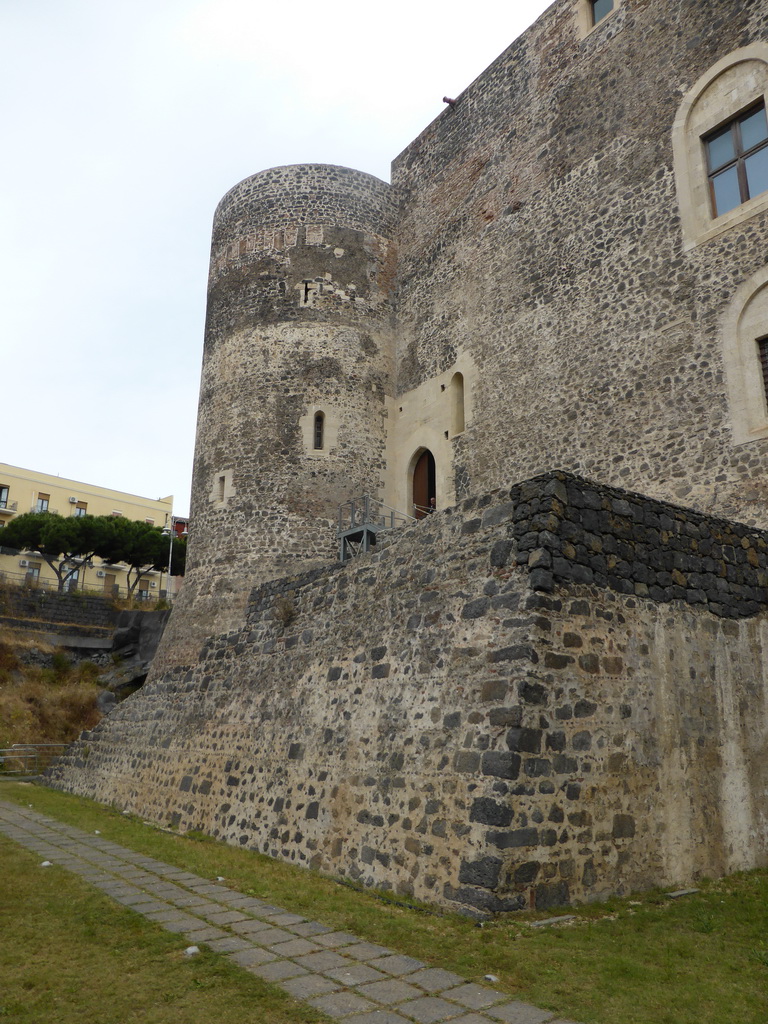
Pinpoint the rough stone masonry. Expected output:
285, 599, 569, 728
46, 0, 768, 910
48, 474, 768, 914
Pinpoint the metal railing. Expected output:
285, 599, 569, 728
337, 496, 418, 562
337, 495, 416, 534
0, 744, 69, 776
0, 568, 166, 602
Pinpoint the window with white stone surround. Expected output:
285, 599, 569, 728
673, 45, 768, 249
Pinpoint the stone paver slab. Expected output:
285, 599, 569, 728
443, 984, 504, 1010
183, 926, 230, 942
486, 1005, 555, 1024
203, 909, 250, 925
343, 1012, 415, 1024
228, 947, 279, 968
406, 969, 466, 993
369, 954, 426, 976
111, 891, 150, 906
293, 950, 351, 973
314, 930, 360, 948
121, 892, 160, 909
126, 900, 172, 914
344, 942, 394, 961
143, 909, 193, 924
243, 925, 296, 944
356, 979, 423, 1004
249, 960, 309, 982
265, 912, 306, 926
308, 991, 378, 1018
443, 1016, 495, 1024
396, 996, 464, 1023
289, 921, 332, 938
171, 894, 218, 909
326, 963, 389, 987
245, 902, 283, 914
205, 936, 256, 953
279, 974, 342, 999
210, 888, 252, 902
268, 938, 322, 957
230, 918, 281, 937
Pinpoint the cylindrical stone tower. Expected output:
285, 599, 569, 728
174, 165, 398, 647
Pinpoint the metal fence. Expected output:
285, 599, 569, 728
0, 567, 167, 602
0, 744, 69, 776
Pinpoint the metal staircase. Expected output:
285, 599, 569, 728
337, 495, 417, 562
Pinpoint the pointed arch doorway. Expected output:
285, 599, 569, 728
412, 448, 436, 519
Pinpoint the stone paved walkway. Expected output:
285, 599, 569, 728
0, 799, 584, 1024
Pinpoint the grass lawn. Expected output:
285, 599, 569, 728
1, 780, 767, 1024
0, 835, 328, 1024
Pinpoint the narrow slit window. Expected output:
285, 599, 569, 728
217, 475, 226, 502
705, 103, 768, 217
313, 412, 325, 450
451, 372, 466, 435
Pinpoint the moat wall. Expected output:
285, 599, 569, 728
48, 473, 768, 914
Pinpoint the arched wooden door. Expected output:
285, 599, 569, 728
412, 449, 436, 519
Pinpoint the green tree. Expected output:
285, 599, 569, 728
170, 534, 186, 577
0, 512, 110, 592
95, 518, 169, 595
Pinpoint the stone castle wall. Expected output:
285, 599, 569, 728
390, 0, 768, 525
48, 474, 768, 914
45, 0, 768, 916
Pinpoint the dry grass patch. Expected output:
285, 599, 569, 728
0, 640, 103, 747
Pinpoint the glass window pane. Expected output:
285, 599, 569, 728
712, 166, 742, 216
706, 125, 735, 171
745, 147, 768, 200
741, 107, 768, 151
592, 0, 614, 24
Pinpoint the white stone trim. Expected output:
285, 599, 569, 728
299, 406, 340, 457
673, 45, 768, 250
575, 0, 622, 42
722, 263, 768, 445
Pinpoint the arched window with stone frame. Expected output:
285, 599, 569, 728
673, 44, 768, 249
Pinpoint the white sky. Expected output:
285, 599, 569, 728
0, 0, 552, 518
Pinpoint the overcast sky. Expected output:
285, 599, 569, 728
1, 0, 552, 518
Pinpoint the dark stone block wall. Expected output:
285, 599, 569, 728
48, 474, 768, 914
0, 587, 117, 631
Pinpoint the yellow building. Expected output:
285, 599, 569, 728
0, 463, 177, 599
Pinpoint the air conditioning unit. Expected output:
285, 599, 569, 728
96, 570, 106, 578
18, 559, 28, 567
150, 581, 157, 588
68, 497, 78, 504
